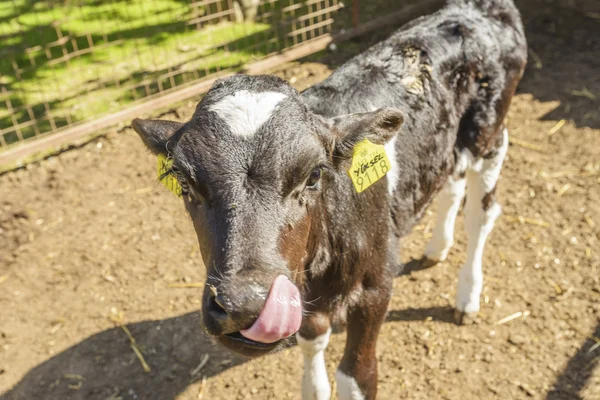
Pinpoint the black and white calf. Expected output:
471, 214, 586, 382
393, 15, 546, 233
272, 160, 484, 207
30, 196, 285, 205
132, 0, 527, 398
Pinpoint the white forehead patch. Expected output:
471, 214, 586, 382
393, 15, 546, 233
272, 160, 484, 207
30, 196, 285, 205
208, 90, 287, 138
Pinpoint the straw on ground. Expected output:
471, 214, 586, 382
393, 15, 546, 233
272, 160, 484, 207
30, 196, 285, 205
110, 312, 152, 373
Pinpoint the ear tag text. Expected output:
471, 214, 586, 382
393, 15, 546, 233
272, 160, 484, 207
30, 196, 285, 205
348, 139, 391, 193
157, 154, 182, 197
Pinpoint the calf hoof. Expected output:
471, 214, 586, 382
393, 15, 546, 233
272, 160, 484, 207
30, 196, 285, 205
419, 257, 440, 269
399, 257, 439, 275
423, 245, 451, 263
454, 309, 479, 325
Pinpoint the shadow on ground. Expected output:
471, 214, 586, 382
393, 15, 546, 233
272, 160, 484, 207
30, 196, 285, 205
0, 312, 246, 400
2, 304, 463, 400
516, 0, 600, 130
386, 306, 457, 325
546, 323, 600, 400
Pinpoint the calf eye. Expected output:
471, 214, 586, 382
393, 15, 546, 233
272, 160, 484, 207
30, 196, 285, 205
306, 167, 322, 189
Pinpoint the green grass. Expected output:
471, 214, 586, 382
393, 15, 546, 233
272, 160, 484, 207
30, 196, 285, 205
0, 0, 278, 146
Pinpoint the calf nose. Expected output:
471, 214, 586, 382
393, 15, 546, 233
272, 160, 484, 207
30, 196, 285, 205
203, 276, 303, 344
203, 285, 266, 336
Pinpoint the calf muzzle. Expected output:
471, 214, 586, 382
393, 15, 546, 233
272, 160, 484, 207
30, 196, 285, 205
202, 275, 303, 356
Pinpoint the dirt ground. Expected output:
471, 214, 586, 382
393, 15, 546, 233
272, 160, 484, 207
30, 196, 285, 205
1, 0, 599, 399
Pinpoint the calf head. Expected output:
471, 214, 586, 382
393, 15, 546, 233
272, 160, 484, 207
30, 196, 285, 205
133, 75, 403, 357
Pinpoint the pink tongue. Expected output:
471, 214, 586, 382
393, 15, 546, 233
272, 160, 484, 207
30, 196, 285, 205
240, 275, 302, 343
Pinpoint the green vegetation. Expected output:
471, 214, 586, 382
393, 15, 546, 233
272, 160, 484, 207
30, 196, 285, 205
0, 0, 276, 146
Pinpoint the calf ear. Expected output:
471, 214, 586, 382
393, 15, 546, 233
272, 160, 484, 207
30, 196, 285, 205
329, 108, 404, 159
132, 118, 184, 155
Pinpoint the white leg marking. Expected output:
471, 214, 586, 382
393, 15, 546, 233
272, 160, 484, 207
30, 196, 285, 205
297, 329, 332, 400
384, 136, 399, 195
424, 175, 466, 261
456, 128, 508, 313
335, 370, 365, 400
208, 90, 287, 138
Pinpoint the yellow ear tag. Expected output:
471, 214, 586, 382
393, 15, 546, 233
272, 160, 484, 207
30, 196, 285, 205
157, 154, 182, 197
348, 139, 391, 193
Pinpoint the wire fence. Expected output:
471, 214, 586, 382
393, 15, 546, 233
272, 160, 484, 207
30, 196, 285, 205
0, 0, 350, 150
0, 0, 435, 162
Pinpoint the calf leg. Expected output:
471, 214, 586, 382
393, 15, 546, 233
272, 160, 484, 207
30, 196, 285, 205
424, 175, 467, 262
297, 314, 332, 400
336, 287, 391, 400
455, 128, 508, 323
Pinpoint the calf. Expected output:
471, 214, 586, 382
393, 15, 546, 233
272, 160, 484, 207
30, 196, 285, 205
132, 0, 527, 398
